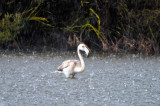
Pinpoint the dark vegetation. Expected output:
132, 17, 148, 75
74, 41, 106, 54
0, 0, 160, 54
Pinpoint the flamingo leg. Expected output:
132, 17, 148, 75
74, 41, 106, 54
71, 73, 75, 78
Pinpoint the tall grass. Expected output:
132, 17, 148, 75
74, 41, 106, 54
0, 13, 23, 42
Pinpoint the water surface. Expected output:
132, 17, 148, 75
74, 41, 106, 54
0, 52, 160, 105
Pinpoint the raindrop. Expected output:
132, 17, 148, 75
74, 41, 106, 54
91, 56, 95, 60
24, 60, 28, 63
64, 79, 68, 81
90, 72, 95, 77
132, 80, 135, 85
88, 79, 95, 90
105, 61, 108, 64
139, 74, 143, 77
121, 90, 125, 94
152, 77, 157, 81
89, 85, 95, 90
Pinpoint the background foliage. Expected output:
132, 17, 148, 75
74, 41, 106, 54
0, 0, 160, 54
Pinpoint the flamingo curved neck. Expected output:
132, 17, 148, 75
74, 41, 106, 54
77, 49, 85, 72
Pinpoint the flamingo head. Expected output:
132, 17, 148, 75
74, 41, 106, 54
78, 43, 91, 56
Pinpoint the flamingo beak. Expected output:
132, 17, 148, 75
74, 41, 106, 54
85, 47, 90, 56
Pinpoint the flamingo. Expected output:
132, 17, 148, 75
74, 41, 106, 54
57, 43, 91, 78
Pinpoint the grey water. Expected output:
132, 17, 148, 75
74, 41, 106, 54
0, 52, 160, 106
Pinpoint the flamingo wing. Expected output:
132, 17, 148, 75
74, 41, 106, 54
57, 60, 80, 71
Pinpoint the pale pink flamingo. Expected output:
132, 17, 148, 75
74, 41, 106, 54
57, 43, 91, 78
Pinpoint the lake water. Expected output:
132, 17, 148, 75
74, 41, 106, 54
0, 52, 160, 106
